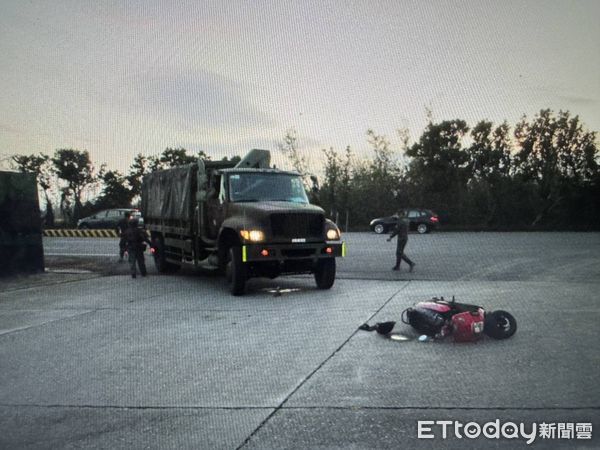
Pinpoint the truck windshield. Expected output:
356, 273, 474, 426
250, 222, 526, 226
228, 173, 309, 204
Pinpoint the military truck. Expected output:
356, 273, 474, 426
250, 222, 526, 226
141, 149, 345, 295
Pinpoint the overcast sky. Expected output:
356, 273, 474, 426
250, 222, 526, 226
1, 0, 598, 172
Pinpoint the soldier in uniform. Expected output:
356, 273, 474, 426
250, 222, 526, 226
116, 211, 131, 262
387, 210, 415, 272
123, 218, 152, 278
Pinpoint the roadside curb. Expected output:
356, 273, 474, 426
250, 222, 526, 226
43, 229, 118, 238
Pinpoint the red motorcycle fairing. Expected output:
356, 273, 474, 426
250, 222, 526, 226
451, 309, 485, 342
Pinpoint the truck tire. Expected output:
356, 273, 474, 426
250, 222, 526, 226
226, 247, 246, 296
152, 237, 180, 273
314, 258, 336, 289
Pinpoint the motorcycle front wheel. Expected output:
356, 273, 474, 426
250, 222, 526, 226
484, 310, 517, 339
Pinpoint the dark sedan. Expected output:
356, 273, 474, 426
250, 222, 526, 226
370, 209, 439, 234
77, 208, 142, 229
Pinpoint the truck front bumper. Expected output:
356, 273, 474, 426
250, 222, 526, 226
241, 241, 346, 263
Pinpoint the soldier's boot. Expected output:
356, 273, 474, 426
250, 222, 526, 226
129, 252, 138, 278
138, 255, 147, 276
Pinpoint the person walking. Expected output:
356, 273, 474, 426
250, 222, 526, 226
123, 218, 152, 278
117, 211, 131, 262
387, 210, 415, 272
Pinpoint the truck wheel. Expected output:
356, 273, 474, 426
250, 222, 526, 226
226, 247, 246, 296
314, 258, 336, 289
153, 238, 179, 273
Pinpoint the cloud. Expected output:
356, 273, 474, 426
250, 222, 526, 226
556, 94, 598, 107
531, 85, 598, 109
134, 69, 276, 131
0, 122, 24, 135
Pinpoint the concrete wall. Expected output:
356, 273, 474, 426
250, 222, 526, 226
0, 171, 44, 275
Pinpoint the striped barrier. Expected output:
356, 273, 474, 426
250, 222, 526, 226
43, 229, 118, 238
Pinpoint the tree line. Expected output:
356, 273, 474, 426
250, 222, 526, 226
10, 148, 224, 227
10, 108, 599, 230
313, 109, 599, 230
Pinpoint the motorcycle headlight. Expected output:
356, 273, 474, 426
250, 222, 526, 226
240, 229, 265, 242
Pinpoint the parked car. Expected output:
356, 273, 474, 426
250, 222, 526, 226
77, 208, 143, 229
369, 209, 439, 234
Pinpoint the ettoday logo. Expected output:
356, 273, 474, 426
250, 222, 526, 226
417, 419, 592, 445
418, 420, 537, 444
418, 420, 593, 444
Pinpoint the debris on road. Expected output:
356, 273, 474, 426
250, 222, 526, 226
265, 287, 301, 297
358, 321, 396, 335
389, 333, 412, 341
358, 322, 414, 342
45, 268, 93, 274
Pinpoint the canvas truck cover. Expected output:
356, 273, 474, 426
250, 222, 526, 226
141, 164, 197, 220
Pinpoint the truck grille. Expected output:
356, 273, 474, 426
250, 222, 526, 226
270, 213, 324, 240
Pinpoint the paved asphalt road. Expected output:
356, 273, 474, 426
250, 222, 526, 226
1, 232, 599, 449
44, 232, 600, 282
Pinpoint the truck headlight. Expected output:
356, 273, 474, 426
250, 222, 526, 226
326, 228, 340, 240
240, 229, 265, 242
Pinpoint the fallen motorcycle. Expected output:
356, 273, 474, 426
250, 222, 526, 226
402, 296, 517, 342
